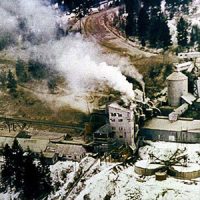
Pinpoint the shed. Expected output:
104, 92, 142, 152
30, 130, 66, 142
46, 143, 86, 162
181, 93, 196, 105
43, 151, 58, 165
17, 138, 49, 153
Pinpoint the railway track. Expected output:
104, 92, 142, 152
0, 115, 84, 130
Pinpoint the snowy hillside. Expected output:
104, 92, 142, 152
167, 0, 200, 45
46, 140, 200, 200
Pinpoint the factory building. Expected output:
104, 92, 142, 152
93, 124, 116, 152
167, 71, 188, 107
108, 102, 136, 149
141, 117, 200, 143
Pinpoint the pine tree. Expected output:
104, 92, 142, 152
1, 144, 13, 188
7, 70, 17, 95
125, 13, 136, 37
28, 59, 47, 80
1, 141, 53, 199
11, 139, 24, 190
124, 0, 139, 37
39, 153, 52, 195
48, 78, 57, 94
138, 7, 149, 46
0, 70, 7, 89
23, 151, 40, 199
177, 17, 188, 47
148, 15, 160, 47
16, 59, 28, 83
190, 25, 200, 47
158, 15, 171, 48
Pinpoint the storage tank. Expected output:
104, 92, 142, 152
167, 71, 188, 107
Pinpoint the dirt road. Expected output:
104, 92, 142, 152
82, 8, 155, 60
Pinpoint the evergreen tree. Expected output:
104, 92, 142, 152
125, 13, 137, 37
11, 139, 24, 190
138, 7, 149, 46
177, 17, 189, 47
158, 15, 171, 48
0, 70, 7, 89
48, 78, 57, 94
28, 59, 47, 80
16, 59, 28, 83
124, 0, 139, 37
23, 151, 40, 199
148, 14, 160, 47
1, 144, 13, 188
190, 25, 200, 47
1, 141, 53, 199
39, 153, 52, 195
7, 70, 17, 95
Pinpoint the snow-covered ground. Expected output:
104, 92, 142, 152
1, 142, 199, 200
76, 163, 200, 200
139, 141, 200, 165
47, 141, 200, 200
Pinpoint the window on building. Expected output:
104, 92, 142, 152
118, 113, 122, 117
111, 113, 116, 117
119, 135, 123, 138
110, 119, 115, 122
118, 119, 123, 122
124, 132, 126, 138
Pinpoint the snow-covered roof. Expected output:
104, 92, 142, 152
181, 93, 196, 105
135, 160, 164, 170
108, 102, 133, 112
142, 117, 200, 132
51, 144, 86, 157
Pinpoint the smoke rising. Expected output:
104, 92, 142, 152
0, 0, 144, 111
0, 0, 57, 45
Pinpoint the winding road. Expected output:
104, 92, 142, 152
82, 8, 155, 60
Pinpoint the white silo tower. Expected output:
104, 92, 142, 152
167, 71, 188, 107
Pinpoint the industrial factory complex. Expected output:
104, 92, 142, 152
93, 52, 200, 152
0, 52, 200, 179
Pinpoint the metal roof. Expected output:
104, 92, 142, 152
181, 93, 196, 105
108, 102, 130, 112
142, 117, 200, 132
95, 124, 112, 135
30, 130, 66, 140
108, 102, 136, 112
167, 71, 188, 81
46, 143, 86, 157
17, 138, 49, 153
0, 137, 49, 153
0, 137, 14, 148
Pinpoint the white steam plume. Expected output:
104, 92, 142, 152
0, 0, 57, 44
0, 0, 143, 111
35, 35, 135, 100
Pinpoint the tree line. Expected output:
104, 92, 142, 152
0, 58, 58, 97
123, 0, 195, 50
1, 139, 52, 199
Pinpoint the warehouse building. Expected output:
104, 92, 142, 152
141, 117, 200, 143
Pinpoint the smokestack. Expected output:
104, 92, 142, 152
143, 83, 145, 102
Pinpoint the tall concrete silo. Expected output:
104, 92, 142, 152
167, 71, 188, 107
